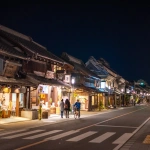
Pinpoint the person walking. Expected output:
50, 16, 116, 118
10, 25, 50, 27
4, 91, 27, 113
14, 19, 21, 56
74, 99, 81, 118
59, 99, 64, 118
64, 99, 70, 118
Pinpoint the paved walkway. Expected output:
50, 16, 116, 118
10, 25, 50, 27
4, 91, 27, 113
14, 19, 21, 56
0, 109, 111, 124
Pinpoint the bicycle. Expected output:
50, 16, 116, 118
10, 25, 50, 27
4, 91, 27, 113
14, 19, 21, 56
73, 106, 79, 119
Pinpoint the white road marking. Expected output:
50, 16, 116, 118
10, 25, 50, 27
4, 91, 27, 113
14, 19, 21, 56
113, 117, 150, 150
3, 130, 44, 139
0, 129, 27, 136
44, 130, 79, 141
89, 132, 116, 143
66, 131, 97, 142
23, 130, 62, 139
113, 133, 132, 144
95, 125, 137, 128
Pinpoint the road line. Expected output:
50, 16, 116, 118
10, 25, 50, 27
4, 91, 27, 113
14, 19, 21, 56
95, 125, 137, 128
89, 132, 115, 143
14, 140, 46, 150
66, 131, 97, 142
113, 133, 132, 144
76, 107, 146, 131
44, 130, 79, 141
23, 130, 62, 139
113, 117, 150, 150
0, 129, 27, 136
15, 130, 79, 150
3, 130, 43, 139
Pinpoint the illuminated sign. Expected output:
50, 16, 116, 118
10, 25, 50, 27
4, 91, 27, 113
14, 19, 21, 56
101, 81, 106, 88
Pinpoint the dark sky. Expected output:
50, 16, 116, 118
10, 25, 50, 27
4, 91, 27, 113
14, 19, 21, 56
0, 3, 150, 83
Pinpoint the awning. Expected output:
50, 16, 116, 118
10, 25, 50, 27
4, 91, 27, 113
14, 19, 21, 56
0, 76, 36, 87
27, 73, 71, 88
74, 84, 108, 93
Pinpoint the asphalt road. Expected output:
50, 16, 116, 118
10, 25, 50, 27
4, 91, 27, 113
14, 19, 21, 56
0, 105, 150, 150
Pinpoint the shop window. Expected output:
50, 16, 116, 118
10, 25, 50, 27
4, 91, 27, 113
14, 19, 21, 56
92, 96, 94, 105
19, 93, 24, 107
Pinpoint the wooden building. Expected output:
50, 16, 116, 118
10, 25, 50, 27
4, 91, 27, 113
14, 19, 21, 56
0, 25, 73, 118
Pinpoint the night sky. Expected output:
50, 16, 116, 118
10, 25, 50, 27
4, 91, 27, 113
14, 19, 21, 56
0, 3, 150, 83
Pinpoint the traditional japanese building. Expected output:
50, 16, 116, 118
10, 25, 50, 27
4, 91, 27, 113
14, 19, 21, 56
0, 25, 73, 118
61, 53, 101, 111
86, 56, 125, 108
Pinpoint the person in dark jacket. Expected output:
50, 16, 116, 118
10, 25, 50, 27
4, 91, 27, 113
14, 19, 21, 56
74, 99, 81, 118
64, 99, 70, 118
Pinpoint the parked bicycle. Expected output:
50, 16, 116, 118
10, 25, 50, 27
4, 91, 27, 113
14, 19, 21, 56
73, 106, 79, 119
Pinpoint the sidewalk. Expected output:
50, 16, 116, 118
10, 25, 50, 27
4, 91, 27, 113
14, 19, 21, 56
0, 108, 115, 124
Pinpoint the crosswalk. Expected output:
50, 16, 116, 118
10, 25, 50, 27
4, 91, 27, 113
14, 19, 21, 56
0, 129, 132, 145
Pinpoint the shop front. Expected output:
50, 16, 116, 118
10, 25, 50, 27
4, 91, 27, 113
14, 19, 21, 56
70, 85, 97, 111
0, 86, 26, 118
28, 74, 71, 116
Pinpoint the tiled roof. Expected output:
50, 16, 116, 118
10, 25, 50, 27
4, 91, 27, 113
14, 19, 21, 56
0, 38, 26, 59
61, 53, 99, 79
0, 26, 63, 63
27, 73, 71, 88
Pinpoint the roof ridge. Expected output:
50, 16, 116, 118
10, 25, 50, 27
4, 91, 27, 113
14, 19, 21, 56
0, 25, 30, 41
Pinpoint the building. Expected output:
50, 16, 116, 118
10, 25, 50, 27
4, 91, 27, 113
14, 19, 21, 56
61, 53, 101, 111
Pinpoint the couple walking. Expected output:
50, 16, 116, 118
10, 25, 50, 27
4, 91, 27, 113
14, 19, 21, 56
60, 99, 81, 118
59, 99, 70, 118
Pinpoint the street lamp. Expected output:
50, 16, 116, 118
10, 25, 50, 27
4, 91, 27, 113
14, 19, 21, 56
71, 78, 75, 84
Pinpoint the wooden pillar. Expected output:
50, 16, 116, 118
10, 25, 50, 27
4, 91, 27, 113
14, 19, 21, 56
119, 94, 121, 107
88, 95, 92, 111
114, 93, 116, 108
24, 87, 27, 108
28, 87, 31, 109
16, 93, 19, 117
103, 93, 105, 108
53, 87, 58, 107
26, 87, 31, 109
36, 88, 39, 106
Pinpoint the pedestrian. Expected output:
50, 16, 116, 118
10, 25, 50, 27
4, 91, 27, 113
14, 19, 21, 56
59, 99, 64, 118
74, 99, 81, 118
64, 99, 70, 118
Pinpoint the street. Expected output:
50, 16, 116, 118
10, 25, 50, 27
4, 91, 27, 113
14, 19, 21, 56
0, 105, 150, 150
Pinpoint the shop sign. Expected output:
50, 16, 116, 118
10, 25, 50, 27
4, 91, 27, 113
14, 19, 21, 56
34, 71, 45, 77
45, 70, 55, 79
95, 80, 100, 88
38, 85, 48, 94
101, 81, 106, 88
64, 75, 71, 83
3, 61, 21, 78
56, 70, 65, 80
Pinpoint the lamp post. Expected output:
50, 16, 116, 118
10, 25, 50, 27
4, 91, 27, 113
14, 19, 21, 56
71, 77, 75, 114
121, 88, 124, 106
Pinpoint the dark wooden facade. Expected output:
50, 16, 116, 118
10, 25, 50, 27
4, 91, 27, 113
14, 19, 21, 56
0, 25, 73, 117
